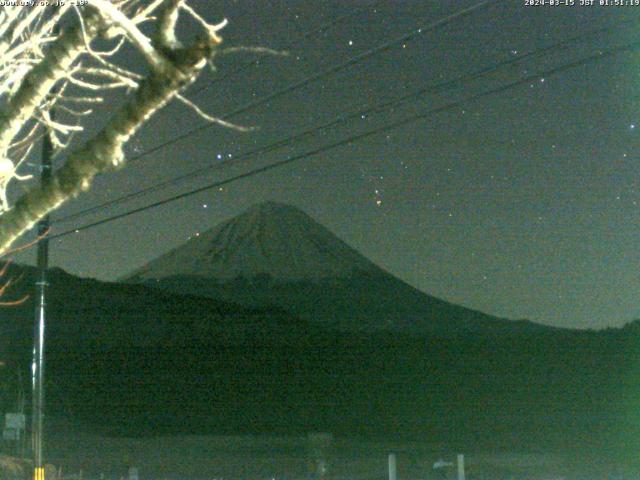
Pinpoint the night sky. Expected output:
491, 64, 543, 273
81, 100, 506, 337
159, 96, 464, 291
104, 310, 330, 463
12, 0, 640, 329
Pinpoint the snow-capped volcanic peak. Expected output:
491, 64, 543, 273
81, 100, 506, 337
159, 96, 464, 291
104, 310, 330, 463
128, 202, 381, 282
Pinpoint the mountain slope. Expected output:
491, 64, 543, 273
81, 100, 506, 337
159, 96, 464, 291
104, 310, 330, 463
127, 201, 382, 282
126, 201, 548, 334
0, 263, 302, 357
0, 265, 634, 457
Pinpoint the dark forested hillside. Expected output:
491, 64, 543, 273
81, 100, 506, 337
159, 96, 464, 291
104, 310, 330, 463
0, 262, 637, 463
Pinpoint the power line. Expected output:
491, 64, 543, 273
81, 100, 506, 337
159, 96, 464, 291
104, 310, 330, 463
49, 38, 640, 242
50, 0, 496, 224
52, 17, 639, 225
125, 0, 495, 165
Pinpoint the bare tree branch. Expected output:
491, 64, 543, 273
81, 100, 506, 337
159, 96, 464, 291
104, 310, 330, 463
0, 37, 219, 253
0, 0, 257, 254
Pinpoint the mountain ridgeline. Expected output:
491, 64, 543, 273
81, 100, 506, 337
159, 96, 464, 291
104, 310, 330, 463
0, 202, 636, 461
125, 201, 544, 335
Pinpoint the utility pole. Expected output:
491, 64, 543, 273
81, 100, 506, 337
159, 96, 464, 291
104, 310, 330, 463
32, 116, 53, 480
17, 369, 25, 458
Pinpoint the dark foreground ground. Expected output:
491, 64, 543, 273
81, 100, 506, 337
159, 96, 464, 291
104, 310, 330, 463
0, 267, 638, 479
18, 419, 633, 480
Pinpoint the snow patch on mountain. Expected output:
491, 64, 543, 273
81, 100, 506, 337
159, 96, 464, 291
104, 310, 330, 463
127, 202, 382, 282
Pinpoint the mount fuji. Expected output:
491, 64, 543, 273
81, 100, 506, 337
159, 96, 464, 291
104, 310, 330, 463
126, 201, 544, 334
0, 203, 628, 449
127, 201, 381, 282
